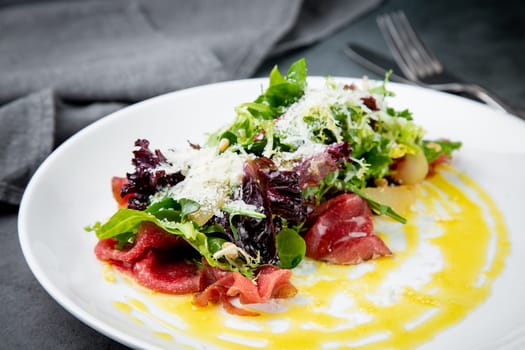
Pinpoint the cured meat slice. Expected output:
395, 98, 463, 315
129, 250, 203, 294
111, 176, 131, 208
193, 266, 297, 316
304, 193, 391, 264
254, 266, 298, 301
94, 222, 187, 264
94, 221, 296, 315
95, 222, 201, 294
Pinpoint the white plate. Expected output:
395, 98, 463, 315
19, 77, 525, 349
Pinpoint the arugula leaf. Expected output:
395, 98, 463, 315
86, 208, 198, 241
350, 187, 407, 224
276, 228, 306, 269
368, 70, 395, 97
269, 64, 286, 86
303, 169, 406, 224
241, 102, 276, 120
285, 58, 307, 86
207, 58, 307, 152
179, 198, 201, 217
423, 139, 462, 163
113, 231, 135, 249
387, 107, 413, 120
86, 199, 258, 277
144, 197, 200, 222
222, 205, 266, 240
207, 236, 227, 255
254, 58, 307, 115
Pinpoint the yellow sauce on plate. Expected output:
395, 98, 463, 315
110, 166, 510, 349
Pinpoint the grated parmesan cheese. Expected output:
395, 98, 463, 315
271, 80, 377, 167
159, 147, 252, 223
149, 79, 394, 225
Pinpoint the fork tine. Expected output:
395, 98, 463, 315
387, 11, 431, 77
377, 11, 443, 80
394, 11, 443, 76
376, 11, 518, 116
377, 12, 419, 81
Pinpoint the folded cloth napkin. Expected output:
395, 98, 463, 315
0, 0, 381, 205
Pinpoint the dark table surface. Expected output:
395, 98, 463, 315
2, 0, 524, 349
258, 0, 525, 111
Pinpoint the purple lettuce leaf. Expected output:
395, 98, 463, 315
214, 157, 307, 264
121, 139, 184, 210
295, 141, 351, 189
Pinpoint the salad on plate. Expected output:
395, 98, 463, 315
87, 58, 461, 316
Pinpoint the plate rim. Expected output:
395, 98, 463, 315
17, 76, 525, 349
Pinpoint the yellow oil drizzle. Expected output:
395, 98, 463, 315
113, 300, 145, 325
153, 331, 174, 341
111, 166, 509, 349
113, 301, 132, 314
102, 262, 116, 283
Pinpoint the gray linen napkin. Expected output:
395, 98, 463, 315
0, 0, 381, 205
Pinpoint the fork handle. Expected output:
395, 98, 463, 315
463, 84, 517, 114
433, 83, 519, 116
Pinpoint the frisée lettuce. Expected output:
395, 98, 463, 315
87, 58, 460, 278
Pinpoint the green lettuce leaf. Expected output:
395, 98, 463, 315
303, 169, 406, 224
276, 228, 306, 269
222, 205, 266, 240
422, 139, 462, 163
86, 199, 258, 277
207, 58, 307, 152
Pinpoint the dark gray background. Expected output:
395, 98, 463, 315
1, 0, 523, 349
258, 0, 525, 110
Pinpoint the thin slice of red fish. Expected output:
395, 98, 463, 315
304, 193, 392, 264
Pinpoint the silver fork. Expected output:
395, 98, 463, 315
377, 10, 518, 116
